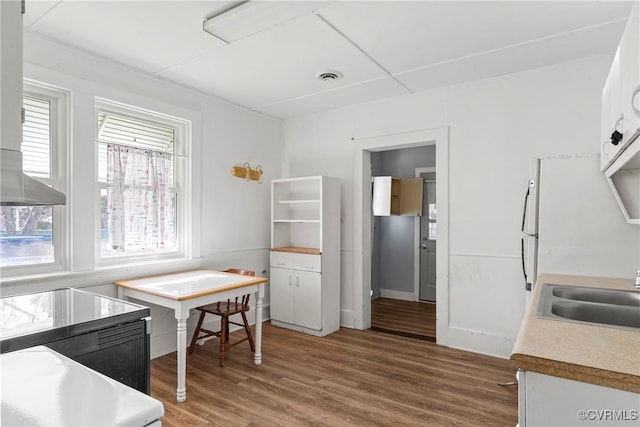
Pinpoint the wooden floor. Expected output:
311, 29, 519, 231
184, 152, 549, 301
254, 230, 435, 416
371, 297, 436, 340
151, 323, 518, 427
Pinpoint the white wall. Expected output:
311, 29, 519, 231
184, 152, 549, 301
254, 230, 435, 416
283, 54, 622, 357
2, 33, 282, 358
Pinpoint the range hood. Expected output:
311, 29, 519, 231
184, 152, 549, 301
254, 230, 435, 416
604, 133, 640, 225
0, 0, 66, 206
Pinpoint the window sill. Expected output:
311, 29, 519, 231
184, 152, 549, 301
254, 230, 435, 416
0, 257, 202, 296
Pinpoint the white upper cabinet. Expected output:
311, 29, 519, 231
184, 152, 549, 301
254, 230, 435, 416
601, 2, 640, 171
372, 176, 423, 216
601, 47, 623, 170
601, 2, 640, 224
620, 3, 640, 146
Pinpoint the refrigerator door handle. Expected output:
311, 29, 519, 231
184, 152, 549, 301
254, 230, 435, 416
521, 187, 530, 233
521, 237, 532, 292
521, 184, 537, 237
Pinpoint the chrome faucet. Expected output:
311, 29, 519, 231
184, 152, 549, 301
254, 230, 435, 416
635, 270, 640, 289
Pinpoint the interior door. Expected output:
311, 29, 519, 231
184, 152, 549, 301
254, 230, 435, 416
419, 172, 436, 302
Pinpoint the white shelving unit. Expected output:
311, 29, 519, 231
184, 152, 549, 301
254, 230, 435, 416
270, 176, 340, 337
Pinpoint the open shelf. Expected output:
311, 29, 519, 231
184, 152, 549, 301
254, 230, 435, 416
270, 246, 321, 255
273, 219, 321, 223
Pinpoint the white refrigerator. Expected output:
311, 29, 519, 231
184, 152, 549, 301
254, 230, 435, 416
521, 155, 639, 304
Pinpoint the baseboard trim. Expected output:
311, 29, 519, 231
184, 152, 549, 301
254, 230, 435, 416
445, 326, 515, 359
340, 309, 354, 328
379, 289, 414, 301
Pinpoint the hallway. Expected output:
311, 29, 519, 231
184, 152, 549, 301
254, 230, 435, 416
370, 297, 436, 341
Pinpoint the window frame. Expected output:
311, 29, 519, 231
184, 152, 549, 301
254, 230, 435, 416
94, 98, 190, 266
0, 81, 69, 277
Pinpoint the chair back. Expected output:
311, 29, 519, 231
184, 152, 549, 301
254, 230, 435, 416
224, 268, 255, 277
224, 268, 255, 308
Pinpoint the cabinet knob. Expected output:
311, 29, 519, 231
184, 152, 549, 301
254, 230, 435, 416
610, 130, 623, 146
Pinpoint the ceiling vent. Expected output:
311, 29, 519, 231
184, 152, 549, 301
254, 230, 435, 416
316, 71, 343, 82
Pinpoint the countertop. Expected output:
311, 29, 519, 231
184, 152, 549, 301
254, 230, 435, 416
1, 346, 163, 426
511, 273, 640, 393
0, 288, 149, 353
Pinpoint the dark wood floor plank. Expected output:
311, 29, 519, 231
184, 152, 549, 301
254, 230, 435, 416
371, 297, 436, 337
151, 323, 517, 426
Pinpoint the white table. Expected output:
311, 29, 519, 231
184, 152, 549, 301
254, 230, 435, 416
115, 269, 267, 403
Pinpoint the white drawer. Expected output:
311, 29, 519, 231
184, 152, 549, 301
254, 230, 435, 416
270, 251, 321, 272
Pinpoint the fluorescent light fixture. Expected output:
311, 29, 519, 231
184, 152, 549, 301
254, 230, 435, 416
203, 1, 328, 44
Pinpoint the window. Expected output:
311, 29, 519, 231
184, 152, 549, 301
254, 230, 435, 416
0, 88, 65, 268
97, 101, 186, 260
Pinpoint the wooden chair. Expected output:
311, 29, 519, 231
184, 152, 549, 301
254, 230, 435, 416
188, 268, 256, 366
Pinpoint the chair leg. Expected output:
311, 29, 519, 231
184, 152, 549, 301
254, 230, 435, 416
219, 315, 227, 367
189, 311, 207, 355
240, 311, 255, 352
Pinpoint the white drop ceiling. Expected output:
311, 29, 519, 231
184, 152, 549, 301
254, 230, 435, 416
24, 1, 633, 119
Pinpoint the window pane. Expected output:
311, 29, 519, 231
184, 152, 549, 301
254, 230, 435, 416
1, 94, 55, 268
22, 95, 51, 178
428, 222, 437, 240
0, 206, 54, 267
428, 203, 437, 220
98, 110, 177, 258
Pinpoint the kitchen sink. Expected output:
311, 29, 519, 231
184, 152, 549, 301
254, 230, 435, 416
550, 300, 640, 329
552, 286, 640, 307
537, 283, 640, 330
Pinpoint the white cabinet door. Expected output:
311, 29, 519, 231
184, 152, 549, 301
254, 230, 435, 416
270, 267, 295, 324
601, 68, 612, 171
292, 270, 322, 330
621, 2, 640, 146
602, 49, 624, 170
522, 370, 640, 427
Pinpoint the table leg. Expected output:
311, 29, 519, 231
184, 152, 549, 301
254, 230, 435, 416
176, 317, 187, 402
254, 285, 264, 365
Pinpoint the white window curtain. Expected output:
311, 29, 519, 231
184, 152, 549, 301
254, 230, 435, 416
106, 144, 175, 253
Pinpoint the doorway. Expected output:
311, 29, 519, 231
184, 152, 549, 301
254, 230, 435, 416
369, 156, 436, 340
352, 127, 450, 346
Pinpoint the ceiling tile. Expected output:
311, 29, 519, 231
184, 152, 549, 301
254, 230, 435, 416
317, 1, 632, 74
396, 20, 623, 93
26, 1, 233, 74
158, 13, 387, 108
24, 0, 61, 28
256, 77, 409, 118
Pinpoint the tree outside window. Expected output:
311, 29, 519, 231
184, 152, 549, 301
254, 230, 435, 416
0, 95, 56, 267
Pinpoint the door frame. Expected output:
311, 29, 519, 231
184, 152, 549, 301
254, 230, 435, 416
414, 166, 437, 302
353, 127, 450, 346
